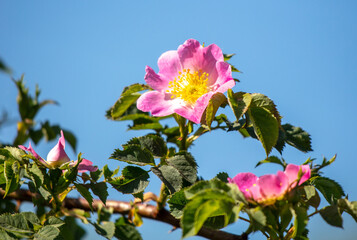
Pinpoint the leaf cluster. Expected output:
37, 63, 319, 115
0, 75, 77, 152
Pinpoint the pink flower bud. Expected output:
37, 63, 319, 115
46, 130, 70, 168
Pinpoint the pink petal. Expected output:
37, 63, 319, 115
144, 66, 169, 91
258, 171, 288, 200
228, 172, 258, 189
19, 142, 49, 166
174, 92, 214, 124
216, 79, 236, 94
137, 91, 180, 117
285, 164, 311, 187
157, 50, 182, 82
299, 165, 311, 185
177, 40, 225, 86
19, 142, 41, 160
177, 39, 202, 70
215, 61, 234, 86
59, 130, 66, 149
46, 131, 70, 167
77, 159, 98, 173
228, 172, 260, 200
200, 44, 225, 85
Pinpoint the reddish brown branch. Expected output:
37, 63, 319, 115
1, 189, 247, 240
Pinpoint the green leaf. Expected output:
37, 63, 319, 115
0, 229, 16, 240
181, 189, 236, 239
129, 122, 163, 130
46, 216, 65, 228
110, 144, 155, 166
59, 217, 86, 240
227, 90, 252, 121
230, 64, 240, 73
34, 225, 60, 240
37, 186, 51, 201
0, 213, 32, 234
0, 58, 12, 74
74, 184, 93, 211
168, 190, 188, 219
282, 124, 312, 152
94, 221, 115, 240
303, 186, 320, 208
4, 147, 24, 162
312, 176, 345, 204
255, 156, 284, 168
122, 83, 150, 96
223, 53, 235, 61
90, 169, 104, 182
182, 199, 226, 239
97, 206, 113, 223
184, 179, 231, 200
280, 205, 293, 231
320, 205, 343, 228
28, 163, 44, 188
151, 165, 182, 194
130, 135, 167, 158
337, 199, 357, 222
109, 84, 149, 120
0, 149, 11, 160
114, 217, 142, 240
201, 92, 227, 129
40, 122, 58, 142
110, 166, 149, 194
166, 152, 197, 184
250, 93, 281, 122
291, 206, 308, 238
246, 207, 266, 226
90, 182, 108, 204
103, 165, 119, 180
215, 172, 229, 183
274, 128, 286, 154
248, 107, 279, 156
4, 160, 19, 197
21, 212, 41, 226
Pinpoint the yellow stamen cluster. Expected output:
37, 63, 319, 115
167, 69, 210, 106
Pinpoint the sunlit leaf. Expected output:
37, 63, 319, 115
110, 166, 149, 194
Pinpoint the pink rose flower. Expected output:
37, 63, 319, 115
19, 130, 97, 172
137, 39, 235, 124
228, 164, 311, 204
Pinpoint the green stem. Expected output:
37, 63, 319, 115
307, 209, 320, 218
157, 183, 169, 210
174, 114, 188, 151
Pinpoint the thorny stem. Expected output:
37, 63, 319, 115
1, 189, 247, 240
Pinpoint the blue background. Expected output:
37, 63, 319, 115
1, 1, 356, 239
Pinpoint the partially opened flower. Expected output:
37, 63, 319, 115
19, 130, 97, 172
228, 172, 263, 201
137, 39, 235, 124
284, 164, 311, 188
228, 164, 311, 204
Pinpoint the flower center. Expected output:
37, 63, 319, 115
167, 69, 210, 106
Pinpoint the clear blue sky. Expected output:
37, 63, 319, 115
1, 1, 356, 239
